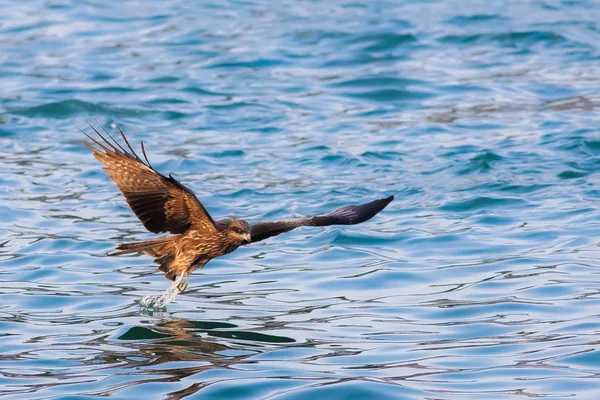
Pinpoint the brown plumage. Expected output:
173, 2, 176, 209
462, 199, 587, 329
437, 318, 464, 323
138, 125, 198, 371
83, 125, 394, 292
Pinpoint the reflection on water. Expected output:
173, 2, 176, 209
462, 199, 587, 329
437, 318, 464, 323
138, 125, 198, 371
3, 0, 600, 398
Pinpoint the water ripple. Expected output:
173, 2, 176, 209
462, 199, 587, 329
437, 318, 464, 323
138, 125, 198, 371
2, 0, 600, 399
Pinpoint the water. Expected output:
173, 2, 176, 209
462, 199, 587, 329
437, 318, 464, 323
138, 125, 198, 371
139, 284, 181, 310
2, 0, 600, 398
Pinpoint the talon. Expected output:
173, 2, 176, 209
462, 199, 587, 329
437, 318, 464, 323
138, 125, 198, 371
175, 273, 189, 292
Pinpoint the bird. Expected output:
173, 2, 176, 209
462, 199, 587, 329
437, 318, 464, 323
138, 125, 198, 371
82, 125, 394, 293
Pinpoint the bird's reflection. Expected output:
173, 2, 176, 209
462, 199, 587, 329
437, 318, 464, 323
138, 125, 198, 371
116, 318, 239, 362
88, 314, 295, 399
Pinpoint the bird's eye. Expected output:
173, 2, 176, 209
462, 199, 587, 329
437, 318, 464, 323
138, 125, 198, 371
233, 227, 243, 234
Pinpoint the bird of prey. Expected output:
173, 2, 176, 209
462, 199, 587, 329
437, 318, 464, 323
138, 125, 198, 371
82, 126, 394, 292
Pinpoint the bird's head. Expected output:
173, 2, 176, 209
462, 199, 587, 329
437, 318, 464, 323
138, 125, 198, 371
224, 218, 252, 246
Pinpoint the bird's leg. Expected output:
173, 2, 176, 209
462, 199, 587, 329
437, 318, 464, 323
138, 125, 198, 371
172, 274, 183, 292
173, 272, 189, 292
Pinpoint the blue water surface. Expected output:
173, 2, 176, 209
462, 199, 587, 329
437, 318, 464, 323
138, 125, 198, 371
2, 0, 600, 398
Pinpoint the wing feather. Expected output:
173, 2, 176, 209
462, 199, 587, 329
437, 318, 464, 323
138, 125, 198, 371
249, 195, 393, 243
82, 125, 216, 235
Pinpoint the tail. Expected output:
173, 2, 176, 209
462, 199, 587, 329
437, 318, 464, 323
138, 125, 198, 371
109, 237, 173, 256
110, 236, 179, 281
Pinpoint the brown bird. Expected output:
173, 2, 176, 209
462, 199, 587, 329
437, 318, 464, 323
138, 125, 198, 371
82, 126, 394, 292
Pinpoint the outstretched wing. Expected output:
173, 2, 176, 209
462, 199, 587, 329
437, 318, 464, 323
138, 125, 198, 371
249, 196, 393, 243
82, 125, 216, 235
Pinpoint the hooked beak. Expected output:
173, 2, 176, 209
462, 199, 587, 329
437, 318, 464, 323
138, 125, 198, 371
242, 233, 251, 245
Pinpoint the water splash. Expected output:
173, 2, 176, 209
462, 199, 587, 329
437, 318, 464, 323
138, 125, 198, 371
139, 284, 180, 310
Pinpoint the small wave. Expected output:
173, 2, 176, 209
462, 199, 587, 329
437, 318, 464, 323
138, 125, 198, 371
439, 196, 527, 212
438, 31, 571, 48
9, 100, 153, 119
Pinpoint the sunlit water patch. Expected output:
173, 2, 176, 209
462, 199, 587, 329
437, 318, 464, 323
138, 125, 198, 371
2, 0, 600, 399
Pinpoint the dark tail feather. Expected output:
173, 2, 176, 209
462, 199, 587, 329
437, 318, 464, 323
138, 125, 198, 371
110, 237, 178, 281
109, 237, 173, 256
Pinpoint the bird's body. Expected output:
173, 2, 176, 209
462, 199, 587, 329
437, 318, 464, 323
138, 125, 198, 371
111, 218, 251, 291
83, 125, 393, 293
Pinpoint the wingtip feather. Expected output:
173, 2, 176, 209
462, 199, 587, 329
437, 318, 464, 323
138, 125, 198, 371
371, 195, 394, 215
